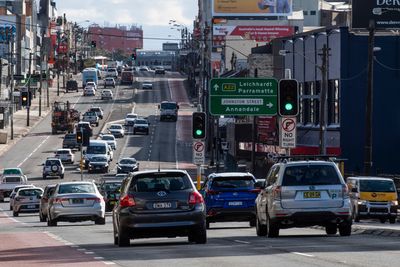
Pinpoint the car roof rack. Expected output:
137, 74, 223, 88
276, 155, 347, 163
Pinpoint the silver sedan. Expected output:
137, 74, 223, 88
13, 187, 44, 217
47, 181, 106, 227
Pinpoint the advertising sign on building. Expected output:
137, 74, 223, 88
257, 116, 278, 145
213, 25, 294, 44
212, 0, 293, 17
352, 0, 400, 29
0, 25, 16, 42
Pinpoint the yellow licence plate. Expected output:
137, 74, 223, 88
304, 191, 321, 198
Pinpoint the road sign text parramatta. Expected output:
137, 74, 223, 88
210, 78, 278, 116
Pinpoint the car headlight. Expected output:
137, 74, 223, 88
391, 200, 398, 206
357, 200, 367, 205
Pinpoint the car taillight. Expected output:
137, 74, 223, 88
189, 191, 204, 204
273, 186, 282, 199
206, 190, 219, 195
120, 195, 136, 207
86, 197, 102, 203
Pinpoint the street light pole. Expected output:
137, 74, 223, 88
27, 52, 32, 127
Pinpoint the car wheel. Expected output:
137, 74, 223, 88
42, 175, 46, 179
266, 215, 279, 238
338, 222, 352, 236
95, 217, 106, 225
206, 220, 210, 229
13, 211, 18, 217
249, 218, 256, 227
0, 197, 4, 203
256, 216, 268, 236
113, 225, 119, 245
61, 174, 64, 179
118, 228, 130, 247
191, 223, 207, 244
379, 218, 386, 224
133, 131, 136, 135
325, 224, 337, 235
96, 122, 99, 127
9, 205, 12, 211
47, 216, 57, 227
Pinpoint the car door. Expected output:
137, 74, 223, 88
257, 165, 280, 223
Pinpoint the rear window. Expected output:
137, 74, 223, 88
57, 150, 69, 154
282, 165, 341, 186
19, 189, 42, 197
102, 182, 121, 192
360, 180, 396, 192
58, 184, 96, 194
46, 160, 60, 166
130, 173, 192, 192
211, 176, 255, 189
45, 187, 56, 197
3, 169, 22, 175
64, 134, 75, 139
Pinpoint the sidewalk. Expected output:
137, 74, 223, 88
0, 78, 68, 157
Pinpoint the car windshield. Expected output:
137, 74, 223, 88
161, 102, 177, 109
110, 125, 122, 129
3, 169, 22, 175
211, 177, 255, 189
46, 160, 60, 166
360, 180, 396, 192
86, 145, 106, 154
135, 120, 147, 124
19, 189, 42, 197
282, 165, 341, 186
3, 176, 22, 183
120, 159, 136, 164
130, 173, 191, 192
58, 183, 96, 194
87, 82, 95, 86
56, 150, 69, 154
90, 108, 101, 112
45, 187, 56, 197
91, 157, 107, 162
64, 134, 75, 139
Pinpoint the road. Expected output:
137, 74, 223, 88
1, 71, 400, 267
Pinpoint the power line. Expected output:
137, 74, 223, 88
374, 57, 400, 71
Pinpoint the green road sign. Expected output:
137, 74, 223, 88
209, 78, 278, 116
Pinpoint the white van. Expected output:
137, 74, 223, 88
84, 140, 113, 168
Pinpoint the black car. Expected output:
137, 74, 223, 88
88, 156, 109, 173
133, 118, 149, 135
112, 170, 207, 247
99, 180, 122, 212
66, 80, 78, 92
117, 158, 139, 174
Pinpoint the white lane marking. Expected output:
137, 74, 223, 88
77, 248, 86, 251
17, 136, 50, 167
84, 251, 95, 255
94, 257, 104, 260
292, 252, 315, 257
102, 262, 116, 265
71, 95, 82, 109
234, 240, 251, 244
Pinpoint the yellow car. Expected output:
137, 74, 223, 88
347, 177, 398, 224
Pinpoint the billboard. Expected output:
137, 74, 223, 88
213, 0, 293, 17
213, 25, 294, 44
352, 0, 400, 29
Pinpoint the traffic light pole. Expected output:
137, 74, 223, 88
9, 35, 14, 140
80, 143, 83, 181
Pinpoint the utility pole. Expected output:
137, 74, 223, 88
74, 23, 78, 75
57, 30, 60, 96
364, 20, 375, 175
27, 52, 32, 126
9, 35, 14, 139
319, 44, 329, 156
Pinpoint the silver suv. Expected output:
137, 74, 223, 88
255, 161, 352, 237
42, 158, 65, 179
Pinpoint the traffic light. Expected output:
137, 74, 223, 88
91, 41, 96, 48
82, 129, 90, 147
278, 79, 299, 117
76, 131, 83, 144
131, 52, 137, 60
192, 112, 206, 139
21, 91, 28, 106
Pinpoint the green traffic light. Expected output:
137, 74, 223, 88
285, 103, 293, 111
195, 129, 203, 136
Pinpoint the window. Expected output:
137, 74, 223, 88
211, 177, 255, 189
282, 165, 340, 186
360, 180, 396, 192
266, 166, 280, 186
130, 174, 191, 192
310, 11, 317, 15
328, 79, 340, 125
58, 184, 96, 194
303, 10, 308, 16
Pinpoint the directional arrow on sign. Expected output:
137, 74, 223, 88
266, 102, 274, 108
214, 84, 219, 91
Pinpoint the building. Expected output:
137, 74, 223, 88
88, 24, 143, 55
136, 50, 176, 71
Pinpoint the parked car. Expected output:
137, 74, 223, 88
124, 113, 138, 126
54, 148, 74, 164
255, 160, 352, 238
104, 77, 116, 88
62, 133, 80, 150
47, 181, 106, 226
116, 158, 139, 174
108, 124, 125, 138
133, 118, 150, 135
112, 169, 206, 246
13, 187, 43, 217
101, 134, 117, 150
99, 179, 123, 212
201, 172, 259, 228
39, 184, 57, 222
347, 176, 398, 224
66, 79, 78, 92
88, 106, 104, 119
42, 158, 65, 179
88, 155, 110, 174
9, 184, 35, 211
101, 89, 113, 100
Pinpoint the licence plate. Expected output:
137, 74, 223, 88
27, 205, 36, 209
228, 201, 243, 206
304, 191, 321, 198
153, 202, 172, 209
72, 199, 84, 204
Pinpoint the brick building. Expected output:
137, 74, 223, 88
88, 24, 143, 55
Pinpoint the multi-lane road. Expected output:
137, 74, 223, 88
1, 72, 400, 267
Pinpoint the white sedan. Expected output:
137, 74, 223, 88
108, 124, 125, 138
54, 149, 74, 164
101, 134, 117, 150
84, 87, 96, 96
101, 89, 113, 100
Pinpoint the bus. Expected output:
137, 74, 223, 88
82, 68, 99, 88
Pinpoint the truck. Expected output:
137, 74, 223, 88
0, 175, 29, 202
82, 67, 99, 88
158, 101, 179, 122
120, 70, 134, 85
51, 101, 81, 134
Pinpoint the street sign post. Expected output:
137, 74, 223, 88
193, 140, 205, 165
209, 78, 277, 116
279, 117, 297, 148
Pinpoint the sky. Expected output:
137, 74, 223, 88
56, 0, 198, 50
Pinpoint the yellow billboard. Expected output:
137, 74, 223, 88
213, 0, 293, 17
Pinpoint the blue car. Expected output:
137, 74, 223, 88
200, 172, 261, 229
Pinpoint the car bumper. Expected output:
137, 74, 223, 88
50, 204, 105, 222
133, 128, 148, 133
14, 203, 40, 213
357, 204, 398, 218
118, 208, 206, 238
206, 207, 255, 222
88, 165, 108, 173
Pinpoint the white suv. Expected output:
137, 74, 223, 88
42, 158, 65, 179
255, 160, 352, 237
